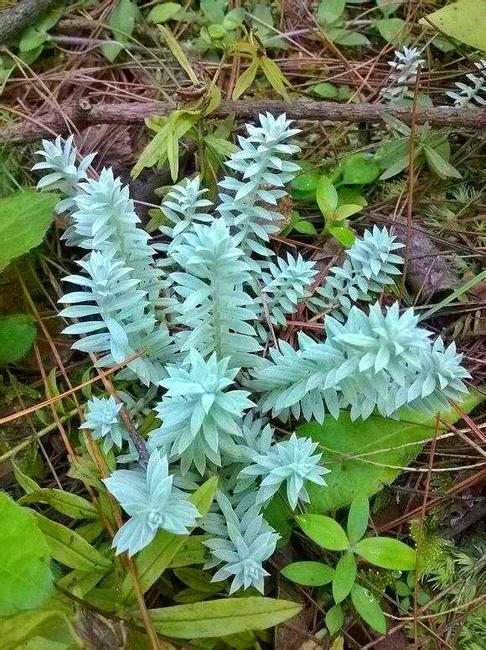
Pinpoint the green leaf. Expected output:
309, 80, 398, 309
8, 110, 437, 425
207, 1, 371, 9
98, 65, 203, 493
377, 0, 405, 18
0, 314, 36, 364
260, 56, 290, 99
337, 187, 367, 208
379, 154, 410, 180
169, 536, 210, 568
334, 31, 370, 47
13, 460, 41, 494
298, 391, 484, 512
333, 204, 363, 221
291, 164, 321, 200
101, 0, 139, 62
0, 493, 53, 616
332, 552, 357, 603
294, 219, 318, 235
354, 537, 416, 570
281, 561, 335, 586
326, 604, 344, 636
121, 477, 218, 599
19, 27, 50, 53
148, 3, 182, 23
232, 58, 259, 100
19, 489, 98, 520
0, 191, 57, 271
316, 176, 338, 220
375, 18, 407, 45
347, 494, 369, 545
329, 226, 356, 247
32, 511, 111, 571
201, 0, 227, 23
351, 584, 386, 634
146, 597, 302, 638
0, 609, 82, 649
311, 82, 338, 98
419, 0, 486, 53
159, 25, 199, 84
342, 155, 380, 185
317, 0, 345, 25
423, 145, 461, 180
297, 514, 349, 551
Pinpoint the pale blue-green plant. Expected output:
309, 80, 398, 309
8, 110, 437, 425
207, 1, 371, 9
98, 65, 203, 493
237, 433, 329, 509
217, 112, 301, 260
382, 46, 425, 103
149, 350, 254, 475
259, 253, 318, 328
103, 450, 200, 556
33, 114, 470, 596
309, 226, 404, 320
80, 395, 129, 454
204, 493, 279, 594
33, 135, 95, 213
446, 60, 486, 108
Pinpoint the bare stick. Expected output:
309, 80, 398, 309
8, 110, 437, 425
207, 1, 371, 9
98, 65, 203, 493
1, 98, 485, 145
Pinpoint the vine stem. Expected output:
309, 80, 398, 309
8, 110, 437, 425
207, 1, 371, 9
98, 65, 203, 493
1, 98, 485, 145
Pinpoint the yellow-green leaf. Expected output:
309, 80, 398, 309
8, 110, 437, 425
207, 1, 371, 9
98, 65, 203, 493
145, 597, 302, 638
159, 25, 199, 84
419, 0, 486, 52
354, 537, 416, 570
232, 59, 259, 100
297, 514, 349, 551
19, 489, 98, 520
259, 56, 289, 99
148, 3, 182, 24
0, 609, 83, 649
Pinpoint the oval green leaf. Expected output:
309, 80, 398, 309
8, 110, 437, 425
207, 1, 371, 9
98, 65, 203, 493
351, 584, 386, 634
326, 603, 344, 636
347, 494, 369, 545
297, 514, 349, 551
281, 561, 335, 586
332, 551, 357, 603
354, 537, 416, 570
316, 176, 338, 220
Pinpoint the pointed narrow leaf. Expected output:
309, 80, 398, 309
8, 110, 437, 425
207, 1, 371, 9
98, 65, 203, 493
281, 561, 335, 586
347, 494, 369, 545
159, 26, 199, 84
19, 489, 98, 520
423, 145, 461, 179
332, 552, 357, 603
260, 57, 289, 99
146, 597, 302, 638
354, 537, 416, 570
233, 59, 259, 99
333, 204, 363, 221
297, 514, 349, 551
351, 584, 386, 634
316, 176, 338, 220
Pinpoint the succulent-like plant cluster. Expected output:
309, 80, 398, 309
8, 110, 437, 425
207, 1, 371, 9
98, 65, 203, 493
382, 46, 425, 103
446, 59, 486, 108
34, 113, 469, 594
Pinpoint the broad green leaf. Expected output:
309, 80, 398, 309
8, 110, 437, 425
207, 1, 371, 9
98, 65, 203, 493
333, 204, 363, 221
423, 145, 461, 180
205, 135, 238, 157
294, 219, 318, 235
354, 537, 416, 570
419, 0, 486, 52
201, 0, 227, 23
375, 18, 407, 45
329, 226, 356, 247
281, 561, 335, 586
0, 609, 82, 649
316, 176, 338, 220
337, 187, 367, 208
297, 514, 349, 551
232, 58, 259, 99
19, 489, 98, 520
298, 390, 484, 511
332, 552, 357, 603
121, 477, 218, 599
291, 164, 321, 200
0, 493, 53, 616
159, 26, 199, 84
101, 0, 139, 62
260, 56, 290, 99
317, 0, 345, 25
347, 494, 369, 545
0, 191, 57, 271
0, 314, 36, 364
148, 3, 182, 23
32, 511, 111, 571
334, 32, 370, 47
146, 597, 302, 638
326, 604, 344, 636
342, 155, 380, 185
351, 584, 386, 634
311, 82, 338, 98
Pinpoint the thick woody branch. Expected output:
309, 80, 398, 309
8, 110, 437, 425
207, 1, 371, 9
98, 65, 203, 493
1, 98, 485, 144
0, 0, 58, 45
